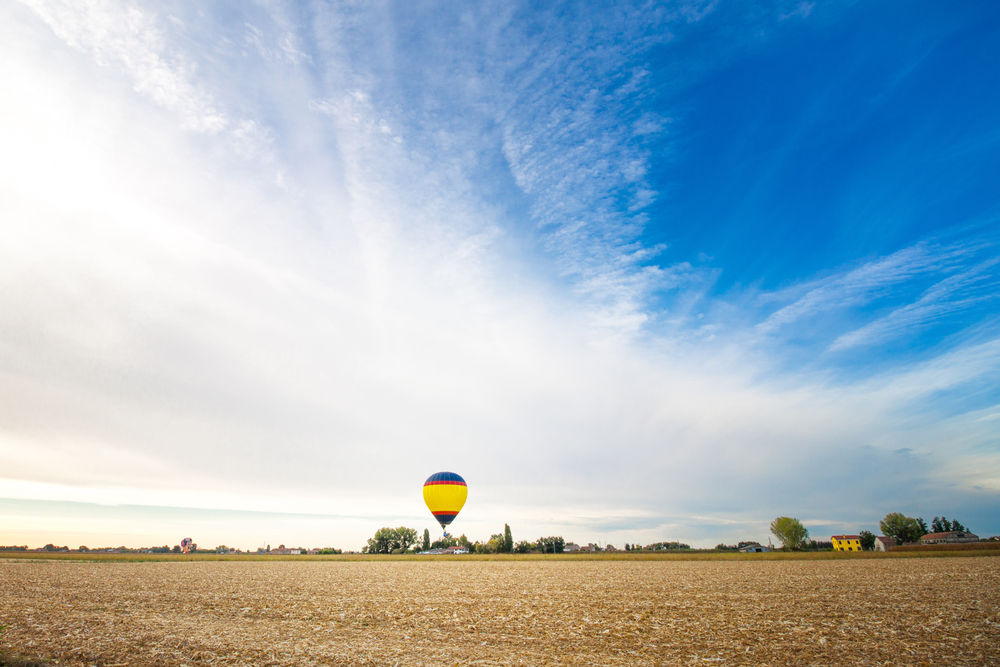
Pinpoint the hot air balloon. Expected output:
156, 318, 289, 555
423, 471, 467, 536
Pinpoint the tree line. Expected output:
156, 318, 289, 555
362, 525, 568, 554
361, 511, 977, 555
765, 512, 974, 551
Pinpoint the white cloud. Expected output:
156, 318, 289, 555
831, 257, 999, 350
18, 0, 229, 132
780, 2, 815, 21
756, 242, 982, 335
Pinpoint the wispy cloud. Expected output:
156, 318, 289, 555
780, 2, 815, 21
19, 0, 229, 132
831, 257, 999, 350
481, 4, 726, 332
755, 241, 989, 338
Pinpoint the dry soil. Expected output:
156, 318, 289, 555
1, 557, 998, 666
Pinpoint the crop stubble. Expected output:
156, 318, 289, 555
1, 557, 998, 666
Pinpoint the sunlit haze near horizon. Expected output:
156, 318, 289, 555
2, 0, 999, 551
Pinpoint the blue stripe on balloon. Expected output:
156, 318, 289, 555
424, 471, 466, 484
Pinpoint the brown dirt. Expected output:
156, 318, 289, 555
1, 557, 997, 666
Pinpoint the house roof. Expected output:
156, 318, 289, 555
831, 535, 860, 540
920, 530, 977, 540
875, 536, 893, 543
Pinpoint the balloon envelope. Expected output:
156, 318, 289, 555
423, 471, 467, 529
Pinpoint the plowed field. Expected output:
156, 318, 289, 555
2, 557, 998, 666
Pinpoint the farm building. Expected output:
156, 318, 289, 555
875, 536, 894, 552
920, 530, 979, 544
831, 535, 862, 551
269, 546, 304, 555
564, 543, 581, 552
738, 543, 769, 553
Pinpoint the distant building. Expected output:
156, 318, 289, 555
445, 546, 468, 554
738, 543, 769, 553
269, 545, 304, 555
563, 543, 581, 553
604, 544, 618, 552
920, 531, 979, 544
874, 536, 894, 552
831, 535, 862, 552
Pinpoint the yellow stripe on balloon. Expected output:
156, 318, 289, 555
423, 482, 468, 516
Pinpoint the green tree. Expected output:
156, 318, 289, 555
536, 536, 565, 554
503, 524, 513, 554
458, 534, 471, 549
879, 513, 926, 545
514, 540, 532, 554
932, 516, 967, 532
770, 517, 809, 550
858, 530, 875, 551
422, 528, 431, 551
484, 533, 503, 553
365, 527, 418, 554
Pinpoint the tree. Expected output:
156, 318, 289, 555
514, 540, 532, 554
770, 517, 809, 550
422, 528, 431, 551
503, 524, 514, 554
933, 516, 968, 532
536, 536, 565, 554
172, 545, 181, 553
365, 527, 418, 554
458, 534, 471, 549
858, 530, 875, 551
485, 533, 503, 553
879, 513, 927, 545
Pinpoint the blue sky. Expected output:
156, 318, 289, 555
0, 0, 997, 550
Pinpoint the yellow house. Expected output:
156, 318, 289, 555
831, 535, 862, 551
